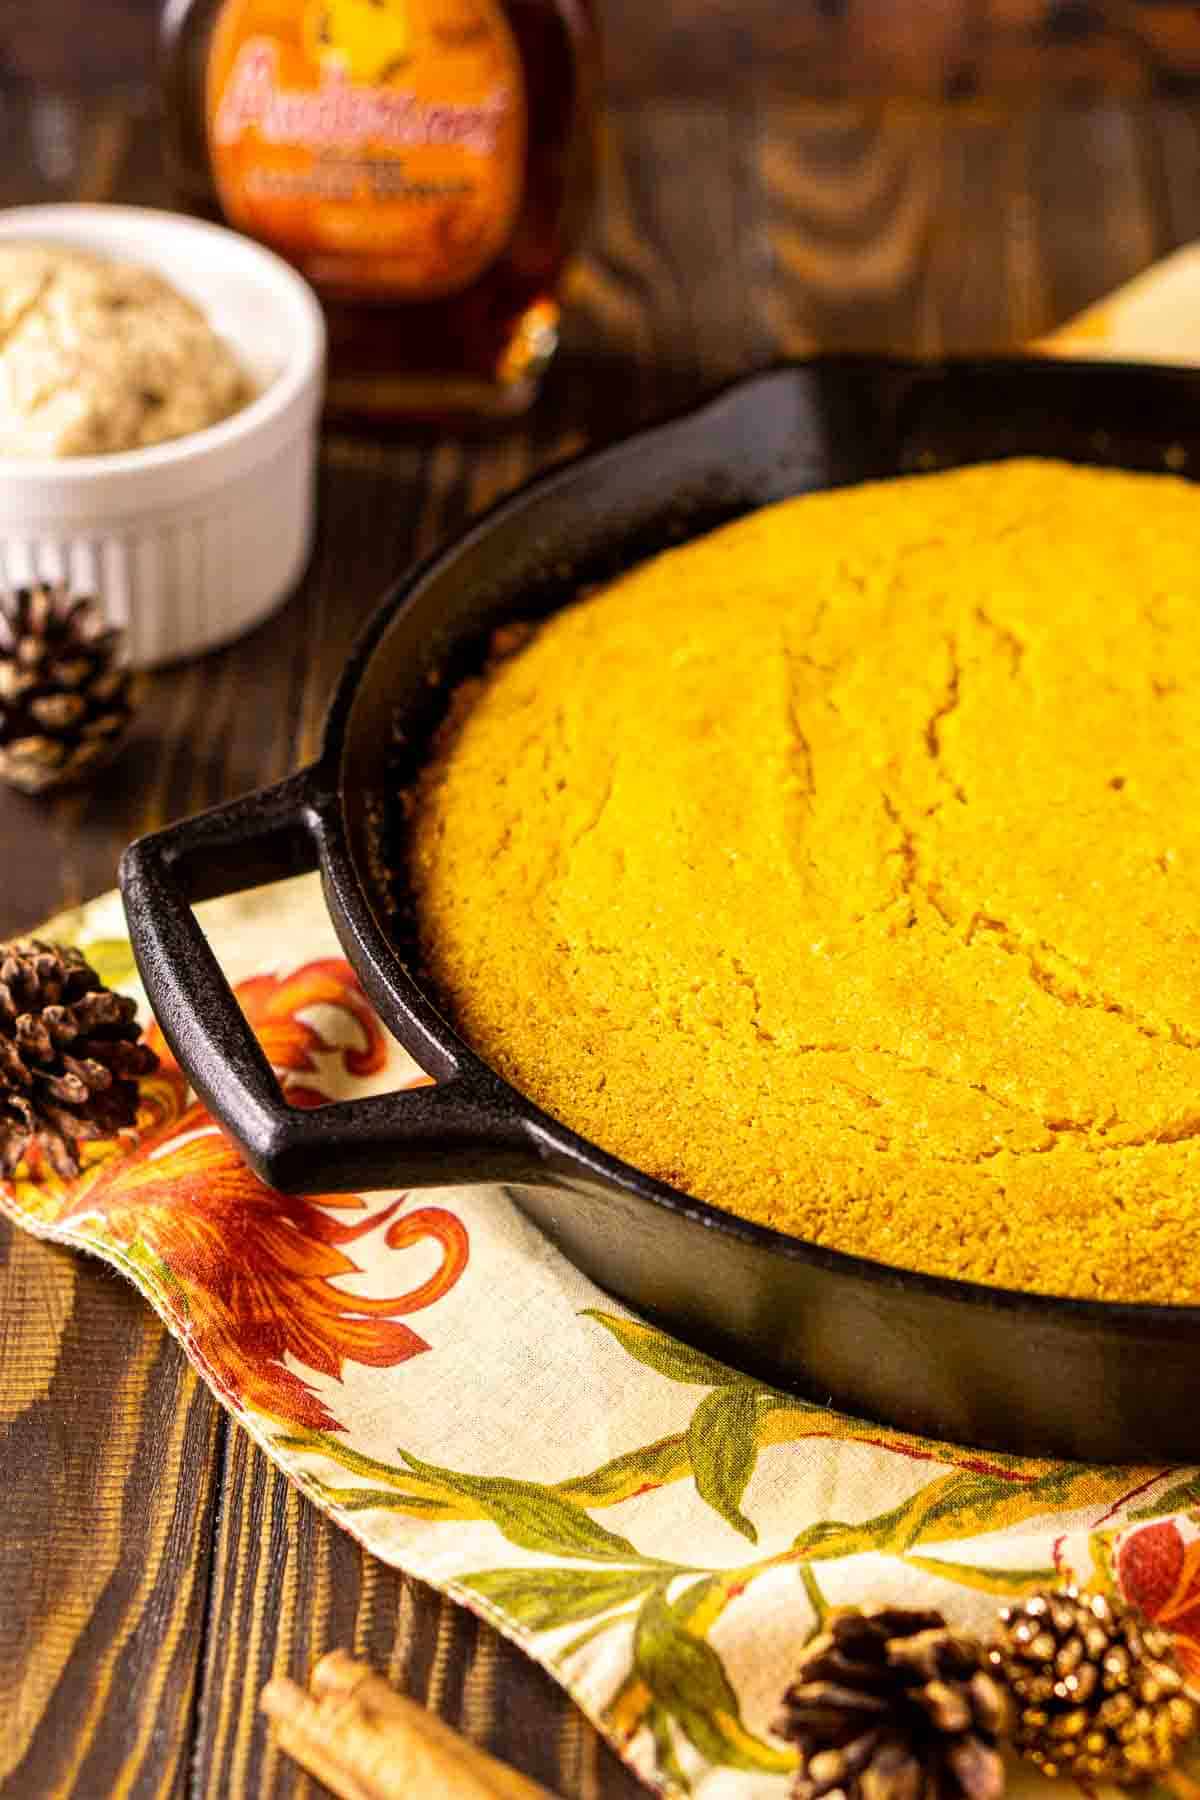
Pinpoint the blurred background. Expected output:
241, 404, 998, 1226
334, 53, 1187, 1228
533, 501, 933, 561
10, 1, 1200, 392
15, 0, 1200, 99
11, 0, 1200, 99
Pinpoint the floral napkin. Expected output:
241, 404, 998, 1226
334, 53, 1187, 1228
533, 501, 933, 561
6, 264, 1200, 1800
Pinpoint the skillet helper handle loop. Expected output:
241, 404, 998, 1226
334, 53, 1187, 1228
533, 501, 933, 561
119, 770, 536, 1196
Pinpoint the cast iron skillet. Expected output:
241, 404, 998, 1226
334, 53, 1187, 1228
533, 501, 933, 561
120, 356, 1200, 1463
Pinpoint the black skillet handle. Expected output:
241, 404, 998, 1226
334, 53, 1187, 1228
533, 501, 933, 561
118, 768, 535, 1195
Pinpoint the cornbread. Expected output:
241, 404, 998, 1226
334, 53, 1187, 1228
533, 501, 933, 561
409, 458, 1200, 1304
0, 244, 248, 457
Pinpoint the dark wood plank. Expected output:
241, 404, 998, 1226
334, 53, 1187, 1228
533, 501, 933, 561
1144, 97, 1200, 247
0, 1227, 223, 1800
751, 98, 948, 357
548, 112, 705, 438
620, 100, 769, 389
1028, 99, 1160, 326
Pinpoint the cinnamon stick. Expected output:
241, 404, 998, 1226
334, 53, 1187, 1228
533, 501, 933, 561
262, 1650, 560, 1800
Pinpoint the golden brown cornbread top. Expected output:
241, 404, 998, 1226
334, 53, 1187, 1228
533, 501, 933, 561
408, 458, 1200, 1304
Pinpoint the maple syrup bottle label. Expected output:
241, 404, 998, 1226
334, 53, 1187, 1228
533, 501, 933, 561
206, 0, 527, 298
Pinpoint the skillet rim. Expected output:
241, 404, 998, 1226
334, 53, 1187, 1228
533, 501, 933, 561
317, 351, 1200, 1345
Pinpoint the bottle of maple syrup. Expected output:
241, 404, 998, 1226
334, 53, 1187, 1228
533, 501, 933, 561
161, 0, 597, 421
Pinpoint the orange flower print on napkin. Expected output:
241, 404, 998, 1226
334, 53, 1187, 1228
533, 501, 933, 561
8, 958, 468, 1432
1118, 1521, 1200, 1679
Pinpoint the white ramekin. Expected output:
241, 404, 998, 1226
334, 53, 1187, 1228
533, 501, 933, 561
0, 204, 326, 667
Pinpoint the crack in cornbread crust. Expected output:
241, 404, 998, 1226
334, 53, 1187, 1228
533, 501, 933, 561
408, 459, 1200, 1304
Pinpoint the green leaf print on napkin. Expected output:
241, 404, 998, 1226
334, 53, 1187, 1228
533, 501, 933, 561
901, 1555, 1058, 1595
1128, 1471, 1200, 1520
616, 1584, 794, 1779
45, 907, 138, 989
461, 1565, 666, 1632
792, 1462, 1130, 1561
686, 1387, 765, 1544
397, 1450, 656, 1561
284, 1431, 686, 1566
582, 1311, 759, 1388
81, 937, 139, 990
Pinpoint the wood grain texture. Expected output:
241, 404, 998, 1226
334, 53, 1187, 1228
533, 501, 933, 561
0, 1228, 223, 1799
0, 94, 226, 1800
2, 74, 1199, 1800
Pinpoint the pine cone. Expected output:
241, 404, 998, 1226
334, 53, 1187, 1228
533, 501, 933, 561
0, 938, 158, 1178
988, 1587, 1195, 1783
0, 584, 137, 794
775, 1606, 1011, 1800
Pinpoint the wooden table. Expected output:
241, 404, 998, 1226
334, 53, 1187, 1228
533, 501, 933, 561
3, 79, 1200, 1800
